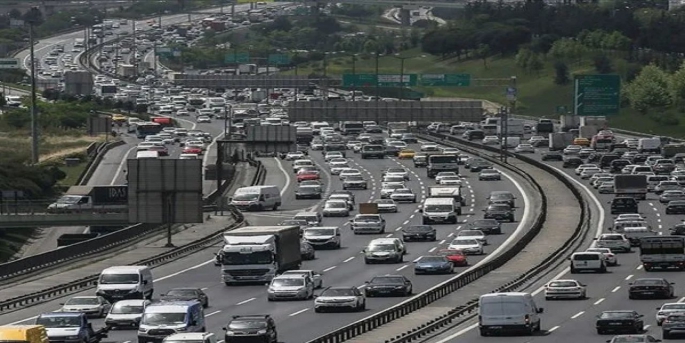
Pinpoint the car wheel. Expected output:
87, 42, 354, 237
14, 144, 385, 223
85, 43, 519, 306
664, 330, 671, 339
314, 307, 322, 313
360, 301, 366, 311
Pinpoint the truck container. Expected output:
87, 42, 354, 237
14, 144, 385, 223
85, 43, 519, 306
151, 116, 173, 127
35, 312, 108, 343
387, 122, 409, 137
497, 119, 524, 137
340, 121, 365, 135
428, 186, 464, 213
638, 137, 662, 154
0, 325, 49, 343
535, 119, 554, 135
559, 115, 581, 132
238, 64, 257, 75
578, 125, 599, 139
549, 132, 575, 151
220, 226, 301, 285
427, 154, 460, 178
48, 185, 128, 213
640, 236, 685, 271
614, 174, 648, 200
359, 203, 379, 214
296, 127, 314, 144
579, 116, 608, 128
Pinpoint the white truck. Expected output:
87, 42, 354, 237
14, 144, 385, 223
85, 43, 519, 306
559, 115, 581, 132
578, 125, 599, 139
549, 132, 575, 150
640, 236, 685, 271
48, 186, 128, 213
579, 115, 607, 128
428, 185, 465, 213
238, 64, 258, 75
497, 119, 525, 137
638, 137, 661, 154
614, 174, 648, 200
219, 226, 301, 285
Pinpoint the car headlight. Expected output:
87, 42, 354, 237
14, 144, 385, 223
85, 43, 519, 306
257, 329, 268, 335
138, 328, 146, 333
225, 331, 236, 336
176, 327, 187, 332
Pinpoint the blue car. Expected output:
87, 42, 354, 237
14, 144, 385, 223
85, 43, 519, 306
414, 256, 454, 275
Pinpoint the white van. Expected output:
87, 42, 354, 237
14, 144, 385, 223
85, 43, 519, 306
96, 266, 154, 302
478, 292, 543, 336
502, 136, 521, 149
569, 251, 606, 273
138, 301, 206, 343
136, 150, 159, 159
229, 185, 281, 211
421, 197, 459, 224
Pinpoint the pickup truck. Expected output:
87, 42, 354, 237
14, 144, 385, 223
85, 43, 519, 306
35, 312, 108, 343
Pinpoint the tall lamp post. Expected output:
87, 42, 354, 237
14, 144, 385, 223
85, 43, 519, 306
393, 54, 409, 101
26, 7, 42, 164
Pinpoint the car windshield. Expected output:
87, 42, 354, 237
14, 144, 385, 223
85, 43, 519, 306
454, 239, 478, 245
307, 228, 336, 236
438, 250, 463, 256
394, 189, 411, 194
438, 172, 456, 177
111, 303, 144, 314
36, 316, 81, 327
611, 337, 649, 343
272, 278, 304, 287
406, 225, 431, 232
634, 279, 665, 285
100, 273, 139, 284
368, 244, 395, 252
473, 220, 497, 226
488, 205, 510, 211
370, 277, 405, 284
229, 320, 267, 329
663, 304, 685, 310
166, 289, 197, 297
347, 175, 364, 181
233, 193, 259, 201
65, 297, 99, 305
418, 256, 446, 263
321, 288, 356, 297
375, 199, 394, 204
600, 312, 633, 319
141, 313, 186, 325
548, 281, 578, 287
326, 202, 346, 208
424, 205, 453, 212
459, 230, 481, 237
601, 235, 623, 241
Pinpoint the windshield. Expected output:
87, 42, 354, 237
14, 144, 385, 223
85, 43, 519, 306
599, 312, 633, 319
272, 278, 304, 287
166, 289, 197, 297
111, 303, 144, 314
548, 281, 578, 287
368, 244, 395, 252
473, 220, 497, 226
418, 256, 446, 263
326, 202, 346, 208
664, 304, 685, 310
36, 316, 81, 327
57, 195, 81, 204
100, 273, 139, 284
370, 277, 405, 284
142, 312, 186, 325
229, 321, 267, 329
459, 230, 481, 237
65, 297, 99, 305
454, 239, 478, 245
233, 193, 259, 201
307, 229, 336, 236
321, 288, 355, 297
601, 235, 623, 241
223, 250, 273, 265
488, 205, 510, 211
634, 279, 665, 286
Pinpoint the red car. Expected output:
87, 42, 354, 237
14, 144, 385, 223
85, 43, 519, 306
297, 170, 320, 182
182, 146, 202, 155
148, 145, 169, 156
437, 249, 468, 266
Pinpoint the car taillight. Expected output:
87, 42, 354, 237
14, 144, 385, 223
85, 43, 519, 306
524, 314, 530, 324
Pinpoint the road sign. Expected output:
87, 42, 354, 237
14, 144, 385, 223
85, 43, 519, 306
573, 74, 621, 116
225, 52, 250, 64
506, 86, 517, 102
0, 58, 19, 69
155, 47, 176, 58
268, 54, 290, 65
342, 74, 417, 87
419, 73, 471, 87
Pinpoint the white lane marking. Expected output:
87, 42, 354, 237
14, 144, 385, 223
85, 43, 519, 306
571, 311, 584, 319
237, 298, 255, 305
679, 296, 685, 303
323, 266, 336, 272
413, 257, 421, 262
201, 287, 208, 290
612, 286, 621, 292
448, 232, 454, 237
637, 265, 643, 270
343, 257, 355, 263
403, 220, 410, 225
206, 310, 221, 317
548, 325, 560, 332
625, 274, 633, 280
594, 298, 605, 305
289, 308, 309, 316
429, 247, 437, 252
111, 146, 136, 185
439, 240, 446, 244
396, 265, 409, 271
645, 325, 651, 330
395, 227, 403, 231
273, 157, 291, 197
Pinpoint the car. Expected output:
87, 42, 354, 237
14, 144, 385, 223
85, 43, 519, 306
104, 299, 150, 329
544, 279, 587, 300
482, 136, 500, 145
514, 144, 535, 153
413, 255, 454, 274
339, 168, 362, 180
483, 204, 515, 222
282, 270, 323, 289
607, 335, 661, 343
596, 310, 644, 334
295, 184, 323, 199
654, 181, 681, 194
661, 190, 685, 203
441, 147, 460, 155
436, 249, 468, 266
615, 214, 646, 222
457, 229, 487, 245
322, 200, 350, 217
384, 167, 410, 181
297, 170, 321, 183
324, 151, 344, 162
575, 164, 598, 175
420, 143, 440, 152
580, 167, 603, 179
182, 146, 202, 155
564, 145, 583, 155
401, 133, 418, 143
196, 115, 211, 123
448, 237, 484, 255
471, 219, 502, 235
598, 182, 615, 194
439, 176, 462, 186
541, 150, 564, 161
380, 183, 405, 198
563, 156, 584, 168
59, 296, 111, 318
223, 315, 278, 343
328, 193, 355, 210
666, 200, 685, 214
267, 275, 314, 301
596, 233, 632, 253
663, 314, 685, 339
300, 241, 316, 260
374, 199, 398, 213
578, 148, 595, 158
160, 288, 209, 308
390, 188, 417, 203
628, 278, 675, 299
342, 175, 368, 190
478, 168, 501, 181
656, 303, 685, 326
435, 172, 458, 183
349, 214, 386, 234
402, 225, 436, 242
364, 275, 413, 297
528, 136, 546, 144
398, 149, 416, 159
585, 247, 618, 266
314, 286, 366, 312
469, 160, 493, 172
329, 162, 350, 175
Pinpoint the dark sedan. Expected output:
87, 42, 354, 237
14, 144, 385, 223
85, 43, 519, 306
471, 219, 502, 235
541, 150, 563, 161
596, 310, 644, 335
300, 241, 316, 260
469, 161, 493, 172
607, 335, 661, 343
160, 288, 209, 308
414, 255, 454, 275
628, 278, 674, 299
364, 275, 413, 297
666, 201, 685, 215
402, 225, 437, 242
563, 157, 583, 168
483, 204, 515, 222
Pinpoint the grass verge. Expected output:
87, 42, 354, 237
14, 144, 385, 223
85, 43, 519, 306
0, 228, 34, 262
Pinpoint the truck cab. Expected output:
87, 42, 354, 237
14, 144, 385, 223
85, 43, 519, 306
35, 312, 107, 343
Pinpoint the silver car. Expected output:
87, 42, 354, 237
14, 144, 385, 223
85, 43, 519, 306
104, 299, 150, 329
314, 286, 366, 312
282, 270, 323, 289
322, 200, 350, 217
350, 214, 386, 234
60, 296, 111, 318
267, 275, 314, 301
374, 199, 398, 213
389, 188, 417, 203
657, 303, 685, 325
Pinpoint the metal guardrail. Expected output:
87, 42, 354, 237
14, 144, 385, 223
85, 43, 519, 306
381, 132, 590, 343
305, 134, 548, 343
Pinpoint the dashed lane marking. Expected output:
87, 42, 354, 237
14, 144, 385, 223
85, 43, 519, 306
343, 257, 355, 263
571, 311, 584, 319
594, 298, 605, 305
206, 310, 221, 317
323, 266, 337, 272
611, 286, 621, 293
289, 308, 309, 317
396, 264, 409, 271
237, 298, 255, 305
625, 274, 633, 280
548, 326, 560, 332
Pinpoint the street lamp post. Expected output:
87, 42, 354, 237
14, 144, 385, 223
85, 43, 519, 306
351, 54, 357, 101
26, 7, 41, 164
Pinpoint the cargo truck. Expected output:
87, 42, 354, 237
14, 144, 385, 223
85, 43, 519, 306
0, 325, 49, 343
535, 119, 554, 135
662, 144, 685, 158
497, 119, 524, 137
614, 174, 648, 200
548, 132, 575, 151
580, 116, 608, 128
428, 185, 464, 213
578, 125, 599, 139
47, 185, 128, 213
639, 236, 685, 271
35, 312, 108, 343
220, 226, 301, 285
427, 154, 460, 178
559, 115, 581, 132
296, 127, 314, 144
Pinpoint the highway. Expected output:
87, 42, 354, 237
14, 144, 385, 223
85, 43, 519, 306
0, 137, 532, 343
421, 129, 684, 342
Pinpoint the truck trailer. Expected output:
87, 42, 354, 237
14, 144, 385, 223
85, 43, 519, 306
48, 185, 128, 213
640, 236, 685, 271
614, 174, 648, 200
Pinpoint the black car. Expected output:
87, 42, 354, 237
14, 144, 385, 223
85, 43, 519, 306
414, 155, 428, 168
278, 219, 309, 236
670, 224, 685, 236
483, 204, 515, 222
470, 160, 493, 172
385, 145, 401, 156
160, 288, 209, 308
611, 197, 639, 215
364, 275, 413, 297
596, 310, 644, 335
471, 219, 502, 234
562, 156, 583, 168
531, 139, 549, 148
628, 278, 674, 299
541, 150, 563, 161
401, 133, 418, 143
666, 200, 685, 214
365, 125, 383, 133
610, 159, 631, 173
224, 315, 278, 343
300, 241, 316, 260
295, 185, 323, 199
402, 225, 437, 242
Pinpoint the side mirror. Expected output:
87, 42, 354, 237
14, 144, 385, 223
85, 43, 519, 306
190, 321, 197, 326
657, 307, 662, 310
638, 314, 644, 318
628, 283, 633, 285
362, 249, 366, 253
418, 209, 423, 213
313, 295, 318, 298
537, 308, 544, 314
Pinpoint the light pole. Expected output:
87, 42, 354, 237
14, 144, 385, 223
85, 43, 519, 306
26, 7, 42, 164
393, 54, 409, 101
350, 54, 358, 101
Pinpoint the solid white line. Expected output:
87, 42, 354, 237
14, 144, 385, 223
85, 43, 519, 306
289, 308, 309, 316
273, 157, 291, 197
343, 257, 355, 263
237, 298, 255, 305
323, 266, 337, 272
679, 296, 685, 303
111, 146, 136, 185
396, 265, 409, 271
571, 311, 584, 319
637, 265, 643, 270
612, 286, 621, 292
594, 298, 605, 305
206, 310, 221, 317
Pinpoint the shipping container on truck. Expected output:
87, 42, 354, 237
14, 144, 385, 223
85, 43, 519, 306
497, 119, 525, 137
535, 119, 554, 135
559, 115, 581, 132
579, 116, 608, 128
548, 132, 575, 150
578, 125, 599, 139
614, 174, 648, 200
151, 116, 173, 127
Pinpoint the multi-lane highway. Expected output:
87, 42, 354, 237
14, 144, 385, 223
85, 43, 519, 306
420, 129, 685, 342
1, 137, 533, 343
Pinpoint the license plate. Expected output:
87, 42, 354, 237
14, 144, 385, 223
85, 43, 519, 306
379, 290, 391, 293
489, 326, 502, 329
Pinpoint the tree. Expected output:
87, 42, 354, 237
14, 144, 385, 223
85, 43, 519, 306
0, 93, 6, 107
670, 61, 685, 108
527, 53, 544, 76
476, 44, 491, 68
515, 48, 533, 69
626, 64, 672, 113
593, 53, 613, 73
554, 61, 570, 85
8, 9, 22, 19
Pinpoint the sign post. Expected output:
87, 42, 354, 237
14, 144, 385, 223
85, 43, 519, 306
573, 74, 621, 116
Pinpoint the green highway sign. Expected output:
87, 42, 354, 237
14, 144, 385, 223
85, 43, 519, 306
268, 54, 290, 65
419, 73, 471, 86
343, 74, 417, 87
573, 74, 621, 116
155, 47, 172, 58
0, 58, 19, 69
225, 52, 250, 64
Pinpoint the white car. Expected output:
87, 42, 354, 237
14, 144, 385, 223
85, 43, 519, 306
384, 167, 410, 181
441, 148, 460, 155
615, 214, 646, 222
563, 145, 582, 155
286, 152, 305, 161
595, 233, 631, 253
544, 279, 586, 300
585, 247, 618, 266
389, 189, 416, 203
420, 144, 440, 152
136, 142, 157, 151
346, 141, 361, 150
330, 161, 351, 175
339, 168, 362, 180
580, 167, 602, 179
528, 136, 545, 144
448, 238, 484, 255
575, 164, 598, 175
281, 270, 323, 289
440, 176, 462, 186
104, 299, 150, 329
314, 286, 366, 312
196, 115, 211, 123
597, 182, 614, 193
322, 200, 350, 217
457, 229, 487, 245
374, 199, 398, 213
514, 144, 535, 153
435, 172, 458, 183
657, 303, 685, 325
482, 136, 500, 145
325, 152, 344, 162
59, 296, 111, 318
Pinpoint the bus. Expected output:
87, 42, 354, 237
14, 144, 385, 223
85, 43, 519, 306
135, 122, 162, 139
188, 97, 205, 110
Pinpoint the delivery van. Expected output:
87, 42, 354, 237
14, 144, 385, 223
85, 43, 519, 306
96, 266, 154, 302
478, 292, 543, 336
229, 185, 281, 211
138, 301, 205, 343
